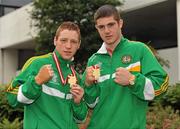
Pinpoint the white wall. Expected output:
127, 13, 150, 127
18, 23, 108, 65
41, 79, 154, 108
120, 0, 167, 12
0, 49, 3, 83
177, 0, 180, 81
0, 3, 36, 84
0, 3, 37, 49
3, 49, 18, 84
158, 48, 178, 85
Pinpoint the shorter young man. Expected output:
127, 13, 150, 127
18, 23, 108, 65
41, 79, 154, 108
6, 21, 87, 129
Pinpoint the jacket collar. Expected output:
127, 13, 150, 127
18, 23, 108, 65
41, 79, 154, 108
97, 36, 126, 54
97, 43, 107, 54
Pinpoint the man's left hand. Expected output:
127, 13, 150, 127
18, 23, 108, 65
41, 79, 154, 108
114, 67, 132, 86
70, 84, 84, 104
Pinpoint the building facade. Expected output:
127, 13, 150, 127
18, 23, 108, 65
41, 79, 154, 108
0, 0, 32, 16
0, 0, 179, 84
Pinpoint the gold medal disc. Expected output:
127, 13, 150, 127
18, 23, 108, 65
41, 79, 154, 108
68, 75, 77, 87
93, 68, 100, 80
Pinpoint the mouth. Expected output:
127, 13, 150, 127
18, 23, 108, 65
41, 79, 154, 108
105, 35, 112, 39
64, 51, 72, 55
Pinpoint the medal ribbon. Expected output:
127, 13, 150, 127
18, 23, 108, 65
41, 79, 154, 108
53, 52, 76, 85
92, 65, 100, 69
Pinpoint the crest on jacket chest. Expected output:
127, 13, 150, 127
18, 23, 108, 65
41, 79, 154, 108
121, 55, 132, 64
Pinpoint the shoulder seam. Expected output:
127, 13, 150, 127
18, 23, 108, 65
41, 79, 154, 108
21, 53, 51, 71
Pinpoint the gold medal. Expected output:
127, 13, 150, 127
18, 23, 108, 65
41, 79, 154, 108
68, 74, 77, 87
93, 66, 100, 80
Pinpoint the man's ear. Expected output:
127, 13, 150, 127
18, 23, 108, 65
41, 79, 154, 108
75, 39, 81, 50
119, 19, 123, 28
54, 37, 57, 46
77, 40, 81, 49
95, 25, 98, 29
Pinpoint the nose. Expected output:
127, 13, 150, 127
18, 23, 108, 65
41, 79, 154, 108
104, 26, 110, 33
65, 41, 71, 48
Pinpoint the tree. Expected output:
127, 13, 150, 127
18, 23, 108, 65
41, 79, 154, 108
31, 0, 122, 66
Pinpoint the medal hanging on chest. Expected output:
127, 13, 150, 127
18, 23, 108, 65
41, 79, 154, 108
52, 52, 77, 85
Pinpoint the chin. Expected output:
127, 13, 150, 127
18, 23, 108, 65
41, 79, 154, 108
64, 58, 71, 60
106, 41, 114, 45
64, 56, 72, 60
104, 39, 113, 44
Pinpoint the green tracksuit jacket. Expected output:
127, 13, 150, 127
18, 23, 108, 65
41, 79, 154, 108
6, 50, 88, 129
83, 37, 169, 129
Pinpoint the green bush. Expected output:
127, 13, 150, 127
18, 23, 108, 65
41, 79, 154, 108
0, 118, 23, 129
147, 103, 180, 129
155, 83, 180, 111
1, 83, 180, 129
0, 85, 23, 129
146, 83, 180, 129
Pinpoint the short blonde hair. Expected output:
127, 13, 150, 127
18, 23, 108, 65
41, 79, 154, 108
55, 21, 81, 42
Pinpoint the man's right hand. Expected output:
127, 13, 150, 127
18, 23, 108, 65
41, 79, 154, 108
85, 66, 97, 86
35, 64, 54, 85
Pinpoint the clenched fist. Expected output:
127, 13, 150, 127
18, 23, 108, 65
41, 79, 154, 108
35, 64, 54, 85
114, 67, 132, 86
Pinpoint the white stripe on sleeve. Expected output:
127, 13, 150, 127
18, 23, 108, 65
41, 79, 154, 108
144, 78, 155, 100
17, 85, 34, 104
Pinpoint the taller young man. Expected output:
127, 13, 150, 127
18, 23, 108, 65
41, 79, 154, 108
83, 5, 169, 129
6, 21, 87, 129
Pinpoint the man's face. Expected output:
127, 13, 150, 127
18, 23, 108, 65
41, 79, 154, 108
95, 16, 123, 46
54, 29, 80, 60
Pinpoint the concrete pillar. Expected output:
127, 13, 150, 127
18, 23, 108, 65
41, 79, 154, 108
3, 49, 18, 84
0, 49, 3, 84
177, 0, 180, 81
158, 48, 178, 84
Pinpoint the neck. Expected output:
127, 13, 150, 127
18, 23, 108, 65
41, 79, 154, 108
106, 35, 121, 53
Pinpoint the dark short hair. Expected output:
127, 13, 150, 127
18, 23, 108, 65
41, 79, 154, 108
94, 5, 121, 24
55, 21, 81, 42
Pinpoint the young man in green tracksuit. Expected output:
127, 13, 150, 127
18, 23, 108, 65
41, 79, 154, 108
83, 5, 169, 129
6, 22, 88, 129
